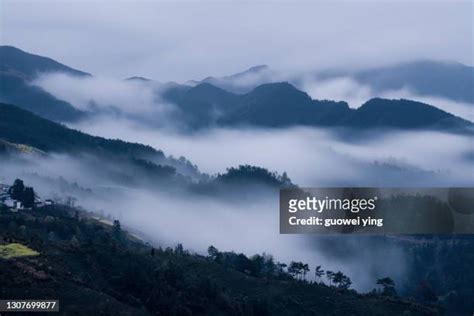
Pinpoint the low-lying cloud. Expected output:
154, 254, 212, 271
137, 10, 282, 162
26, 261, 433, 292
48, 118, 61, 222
32, 73, 175, 117
34, 71, 474, 124
6, 71, 474, 293
0, 152, 410, 291
70, 119, 474, 187
4, 110, 473, 291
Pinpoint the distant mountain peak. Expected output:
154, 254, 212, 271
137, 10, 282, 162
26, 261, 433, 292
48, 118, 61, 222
248, 81, 305, 96
191, 82, 233, 93
248, 64, 270, 71
231, 64, 270, 76
125, 76, 152, 82
347, 97, 473, 131
1, 45, 23, 53
0, 45, 90, 78
201, 76, 216, 82
360, 97, 447, 112
0, 46, 89, 122
253, 81, 293, 89
207, 64, 271, 81
196, 64, 276, 94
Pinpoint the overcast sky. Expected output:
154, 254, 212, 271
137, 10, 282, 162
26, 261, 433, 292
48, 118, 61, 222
0, 0, 472, 81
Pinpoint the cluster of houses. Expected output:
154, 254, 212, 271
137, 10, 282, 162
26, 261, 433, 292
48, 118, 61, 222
0, 183, 54, 212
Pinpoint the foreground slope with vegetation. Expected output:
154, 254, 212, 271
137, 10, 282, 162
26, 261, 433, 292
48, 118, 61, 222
0, 200, 439, 315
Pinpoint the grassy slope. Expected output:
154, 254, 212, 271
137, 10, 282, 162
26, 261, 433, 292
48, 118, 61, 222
0, 243, 39, 259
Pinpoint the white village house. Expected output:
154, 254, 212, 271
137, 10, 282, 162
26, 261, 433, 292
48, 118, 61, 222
0, 186, 24, 211
3, 197, 23, 212
0, 182, 50, 211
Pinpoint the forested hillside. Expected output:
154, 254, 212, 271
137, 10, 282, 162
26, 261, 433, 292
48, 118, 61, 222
0, 201, 439, 315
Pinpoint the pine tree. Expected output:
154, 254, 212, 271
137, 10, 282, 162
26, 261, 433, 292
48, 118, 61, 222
315, 265, 325, 283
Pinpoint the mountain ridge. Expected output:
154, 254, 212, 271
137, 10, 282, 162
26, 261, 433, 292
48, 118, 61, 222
1, 46, 472, 133
0, 45, 90, 79
165, 81, 472, 132
194, 60, 474, 104
0, 46, 88, 121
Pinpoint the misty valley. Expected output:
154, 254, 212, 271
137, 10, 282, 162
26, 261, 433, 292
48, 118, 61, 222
1, 43, 473, 315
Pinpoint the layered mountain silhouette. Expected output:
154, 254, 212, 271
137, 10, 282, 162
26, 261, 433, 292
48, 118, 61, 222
165, 81, 473, 133
125, 76, 153, 82
197, 60, 474, 104
0, 102, 203, 181
191, 64, 277, 94
0, 46, 89, 121
340, 98, 471, 130
0, 102, 293, 190
1, 46, 89, 78
1, 46, 472, 133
